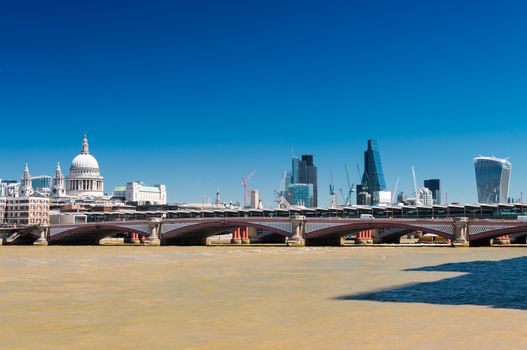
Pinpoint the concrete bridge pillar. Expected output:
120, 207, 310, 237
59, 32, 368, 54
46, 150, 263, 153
241, 227, 250, 244
288, 215, 305, 246
452, 217, 469, 247
145, 218, 162, 246
231, 228, 242, 244
355, 230, 373, 245
33, 225, 49, 246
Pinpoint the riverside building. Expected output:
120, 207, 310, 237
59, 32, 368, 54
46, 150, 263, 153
0, 164, 50, 226
112, 182, 167, 205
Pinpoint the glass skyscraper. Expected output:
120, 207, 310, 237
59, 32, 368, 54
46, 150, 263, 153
286, 154, 318, 207
474, 156, 511, 204
424, 179, 441, 204
361, 140, 386, 199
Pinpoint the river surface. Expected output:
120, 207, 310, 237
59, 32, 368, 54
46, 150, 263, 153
1, 246, 527, 349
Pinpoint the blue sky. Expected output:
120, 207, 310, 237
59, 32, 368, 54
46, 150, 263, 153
1, 0, 527, 206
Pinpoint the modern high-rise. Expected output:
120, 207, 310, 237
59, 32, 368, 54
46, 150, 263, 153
424, 179, 441, 204
360, 140, 386, 204
474, 156, 511, 204
286, 154, 318, 207
250, 189, 260, 209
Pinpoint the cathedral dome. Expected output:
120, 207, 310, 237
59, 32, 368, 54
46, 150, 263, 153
66, 133, 104, 198
71, 153, 99, 170
70, 133, 100, 170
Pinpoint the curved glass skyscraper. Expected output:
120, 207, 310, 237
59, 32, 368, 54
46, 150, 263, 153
474, 156, 511, 204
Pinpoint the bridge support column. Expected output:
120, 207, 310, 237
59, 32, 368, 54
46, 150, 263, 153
145, 218, 162, 246
493, 235, 511, 245
287, 215, 305, 246
452, 217, 469, 247
231, 228, 242, 244
33, 226, 49, 246
130, 232, 140, 244
355, 230, 373, 245
241, 227, 250, 244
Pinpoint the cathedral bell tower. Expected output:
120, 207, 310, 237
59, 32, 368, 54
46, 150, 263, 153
52, 162, 66, 197
20, 163, 34, 197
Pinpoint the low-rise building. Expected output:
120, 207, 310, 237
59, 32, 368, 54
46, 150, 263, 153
112, 182, 167, 205
3, 194, 50, 226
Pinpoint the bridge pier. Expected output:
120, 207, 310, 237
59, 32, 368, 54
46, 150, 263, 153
287, 215, 305, 246
231, 228, 242, 244
452, 217, 469, 247
305, 235, 345, 246
493, 235, 511, 245
145, 218, 161, 246
241, 227, 250, 244
355, 230, 373, 245
33, 226, 49, 246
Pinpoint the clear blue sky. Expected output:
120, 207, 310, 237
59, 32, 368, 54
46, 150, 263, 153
1, 0, 527, 206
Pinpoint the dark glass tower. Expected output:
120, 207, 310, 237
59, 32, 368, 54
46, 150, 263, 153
298, 155, 318, 207
287, 154, 318, 207
424, 179, 441, 204
361, 140, 386, 197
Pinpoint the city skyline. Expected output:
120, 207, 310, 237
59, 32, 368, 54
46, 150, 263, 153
2, 1, 527, 205
0, 133, 524, 206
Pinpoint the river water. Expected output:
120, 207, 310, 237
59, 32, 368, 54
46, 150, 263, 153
1, 246, 527, 349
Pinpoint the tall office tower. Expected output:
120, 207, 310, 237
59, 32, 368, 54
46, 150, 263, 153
424, 179, 441, 204
250, 189, 260, 209
361, 140, 386, 203
287, 154, 318, 207
474, 156, 511, 204
298, 155, 318, 206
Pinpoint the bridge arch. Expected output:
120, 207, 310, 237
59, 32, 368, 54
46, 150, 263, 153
162, 219, 291, 245
469, 224, 527, 243
50, 223, 150, 245
306, 220, 455, 242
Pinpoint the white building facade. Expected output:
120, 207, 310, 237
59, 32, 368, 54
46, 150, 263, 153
112, 182, 166, 205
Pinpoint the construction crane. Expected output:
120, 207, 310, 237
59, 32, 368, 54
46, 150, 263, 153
339, 188, 346, 206
274, 171, 290, 209
356, 163, 369, 191
242, 170, 256, 208
329, 171, 337, 208
215, 188, 221, 207
344, 164, 355, 206
391, 177, 400, 204
412, 166, 422, 205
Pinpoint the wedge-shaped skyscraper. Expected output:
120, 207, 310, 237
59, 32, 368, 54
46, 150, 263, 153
474, 156, 511, 204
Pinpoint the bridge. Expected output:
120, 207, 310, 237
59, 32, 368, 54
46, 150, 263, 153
4, 216, 527, 247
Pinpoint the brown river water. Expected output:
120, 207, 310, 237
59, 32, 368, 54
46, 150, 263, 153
1, 246, 527, 350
